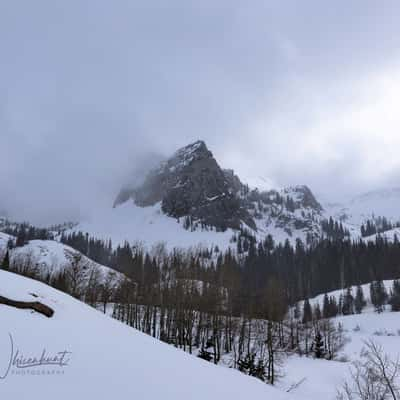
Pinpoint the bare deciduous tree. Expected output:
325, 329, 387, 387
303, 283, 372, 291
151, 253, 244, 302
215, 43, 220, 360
100, 271, 117, 313
337, 340, 400, 400
64, 249, 89, 299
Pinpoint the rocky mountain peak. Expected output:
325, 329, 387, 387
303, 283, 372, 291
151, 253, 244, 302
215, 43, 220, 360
114, 141, 327, 238
114, 140, 256, 231
155, 140, 213, 176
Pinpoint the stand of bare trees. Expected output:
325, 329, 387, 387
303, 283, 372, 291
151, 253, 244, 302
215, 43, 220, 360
3, 242, 347, 385
109, 260, 346, 385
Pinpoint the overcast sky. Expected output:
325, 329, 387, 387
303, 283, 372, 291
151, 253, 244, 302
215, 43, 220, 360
1, 1, 400, 224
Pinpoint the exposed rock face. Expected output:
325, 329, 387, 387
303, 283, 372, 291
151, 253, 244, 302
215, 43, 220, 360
238, 184, 324, 240
114, 140, 326, 238
115, 141, 256, 231
282, 185, 323, 213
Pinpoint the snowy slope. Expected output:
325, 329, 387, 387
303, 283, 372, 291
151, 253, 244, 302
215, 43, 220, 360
280, 282, 400, 399
71, 189, 328, 252
71, 201, 236, 251
0, 270, 298, 400
1, 266, 399, 399
0, 232, 14, 258
308, 279, 396, 310
0, 233, 123, 285
324, 187, 400, 226
281, 311, 400, 399
362, 227, 400, 243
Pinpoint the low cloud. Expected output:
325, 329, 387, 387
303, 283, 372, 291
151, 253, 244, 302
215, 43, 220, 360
1, 1, 400, 223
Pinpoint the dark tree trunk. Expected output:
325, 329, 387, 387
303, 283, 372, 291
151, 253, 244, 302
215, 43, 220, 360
0, 295, 54, 318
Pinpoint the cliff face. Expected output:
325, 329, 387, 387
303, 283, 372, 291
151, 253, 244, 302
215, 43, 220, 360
114, 140, 324, 237
114, 141, 256, 231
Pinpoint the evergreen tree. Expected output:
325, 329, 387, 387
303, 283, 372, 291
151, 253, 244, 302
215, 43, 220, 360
7, 238, 14, 250
197, 347, 213, 362
313, 331, 324, 359
354, 285, 366, 314
329, 296, 339, 318
293, 301, 300, 320
238, 353, 256, 376
313, 303, 322, 320
238, 353, 266, 381
389, 280, 400, 312
338, 294, 343, 315
15, 227, 27, 247
1, 250, 10, 271
322, 293, 330, 318
342, 287, 354, 315
370, 280, 388, 313
254, 359, 266, 382
302, 299, 312, 324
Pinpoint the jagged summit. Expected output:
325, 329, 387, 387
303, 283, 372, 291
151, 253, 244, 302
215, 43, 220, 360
152, 140, 213, 178
167, 140, 211, 166
113, 140, 326, 241
114, 140, 255, 231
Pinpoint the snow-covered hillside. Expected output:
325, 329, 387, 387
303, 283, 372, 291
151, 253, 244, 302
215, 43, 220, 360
308, 279, 395, 310
280, 310, 400, 399
0, 233, 123, 285
69, 187, 328, 252
0, 270, 297, 400
325, 187, 400, 226
0, 232, 13, 256
279, 282, 400, 399
72, 201, 236, 252
362, 227, 400, 243
1, 260, 400, 399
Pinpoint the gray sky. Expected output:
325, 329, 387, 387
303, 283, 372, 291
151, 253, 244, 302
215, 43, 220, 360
1, 1, 400, 224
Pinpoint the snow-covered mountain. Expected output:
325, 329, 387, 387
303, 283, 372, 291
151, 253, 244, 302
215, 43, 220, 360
0, 270, 297, 400
70, 141, 328, 250
4, 141, 400, 252
114, 140, 257, 231
115, 141, 325, 237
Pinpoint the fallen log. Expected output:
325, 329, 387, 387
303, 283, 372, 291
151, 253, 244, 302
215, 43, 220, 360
0, 295, 54, 318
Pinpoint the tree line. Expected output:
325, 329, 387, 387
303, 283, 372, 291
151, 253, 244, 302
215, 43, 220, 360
2, 222, 400, 386
360, 216, 400, 237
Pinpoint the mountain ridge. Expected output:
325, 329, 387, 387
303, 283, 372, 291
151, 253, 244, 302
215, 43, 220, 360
114, 140, 325, 242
